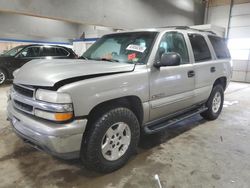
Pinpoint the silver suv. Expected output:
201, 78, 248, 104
7, 27, 232, 173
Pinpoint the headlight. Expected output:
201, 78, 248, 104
34, 109, 73, 122
35, 89, 74, 121
13, 69, 20, 78
35, 89, 72, 103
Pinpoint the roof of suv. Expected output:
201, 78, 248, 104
17, 44, 71, 49
117, 26, 218, 37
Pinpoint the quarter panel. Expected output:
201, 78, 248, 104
193, 59, 231, 103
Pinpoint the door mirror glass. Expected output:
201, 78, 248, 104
154, 52, 181, 68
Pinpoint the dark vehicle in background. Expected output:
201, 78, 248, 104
0, 44, 77, 85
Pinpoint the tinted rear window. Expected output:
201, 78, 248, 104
188, 34, 211, 62
55, 48, 69, 56
208, 36, 230, 59
41, 47, 56, 56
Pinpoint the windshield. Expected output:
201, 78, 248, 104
82, 32, 158, 64
1, 46, 25, 57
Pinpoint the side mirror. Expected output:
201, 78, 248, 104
154, 52, 181, 68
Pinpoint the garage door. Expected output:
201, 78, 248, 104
228, 3, 250, 82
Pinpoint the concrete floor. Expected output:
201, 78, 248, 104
0, 82, 250, 188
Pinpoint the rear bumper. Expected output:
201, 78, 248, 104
7, 102, 87, 159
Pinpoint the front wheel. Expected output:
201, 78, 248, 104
201, 84, 224, 120
0, 69, 7, 85
80, 107, 140, 173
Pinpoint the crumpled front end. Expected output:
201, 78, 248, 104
7, 83, 87, 159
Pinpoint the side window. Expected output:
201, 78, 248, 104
188, 34, 211, 62
41, 47, 56, 56
19, 47, 40, 58
208, 36, 230, 59
158, 32, 189, 64
55, 48, 69, 56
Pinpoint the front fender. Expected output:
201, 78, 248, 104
0, 66, 10, 78
58, 67, 149, 117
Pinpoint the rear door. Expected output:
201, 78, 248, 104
40, 46, 70, 59
149, 31, 196, 121
188, 33, 218, 104
40, 46, 56, 59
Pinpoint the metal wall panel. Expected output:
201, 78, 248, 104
246, 72, 250, 82
231, 3, 250, 16
232, 71, 247, 82
229, 2, 250, 82
207, 5, 231, 28
230, 49, 250, 60
230, 15, 250, 27
232, 60, 249, 71
229, 27, 250, 38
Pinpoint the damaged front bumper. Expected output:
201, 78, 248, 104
7, 102, 87, 159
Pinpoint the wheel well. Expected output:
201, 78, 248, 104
213, 77, 227, 90
87, 96, 144, 126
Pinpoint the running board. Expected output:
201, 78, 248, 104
144, 106, 208, 134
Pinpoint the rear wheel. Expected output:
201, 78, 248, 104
201, 84, 224, 120
0, 69, 7, 85
80, 107, 140, 173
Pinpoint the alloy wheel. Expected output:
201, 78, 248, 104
212, 92, 221, 113
0, 72, 5, 84
101, 122, 131, 161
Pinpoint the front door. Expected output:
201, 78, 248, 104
14, 46, 42, 69
149, 32, 195, 121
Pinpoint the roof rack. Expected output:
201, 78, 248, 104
156, 26, 216, 35
175, 26, 216, 35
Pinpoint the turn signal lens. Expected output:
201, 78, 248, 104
54, 112, 73, 121
34, 109, 73, 121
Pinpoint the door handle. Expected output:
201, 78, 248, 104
187, 70, 195, 78
210, 67, 216, 73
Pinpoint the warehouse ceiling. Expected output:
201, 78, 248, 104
0, 0, 205, 29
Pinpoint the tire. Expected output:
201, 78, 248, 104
80, 107, 140, 173
0, 69, 7, 85
201, 84, 224, 120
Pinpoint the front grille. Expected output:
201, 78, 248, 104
11, 84, 71, 118
13, 100, 33, 113
13, 84, 34, 98
12, 84, 35, 115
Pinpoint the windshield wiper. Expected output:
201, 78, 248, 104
79, 56, 88, 60
99, 58, 119, 62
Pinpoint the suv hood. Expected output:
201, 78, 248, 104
14, 59, 135, 87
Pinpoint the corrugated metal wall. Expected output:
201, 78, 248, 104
207, 0, 250, 83
228, 2, 250, 82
